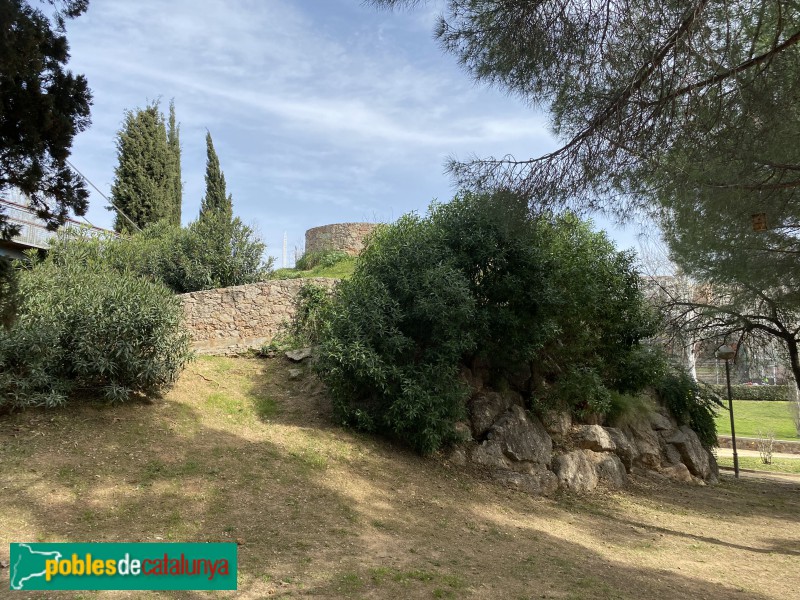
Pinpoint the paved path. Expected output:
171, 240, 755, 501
716, 447, 800, 460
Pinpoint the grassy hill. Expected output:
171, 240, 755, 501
714, 401, 798, 441
1, 356, 798, 599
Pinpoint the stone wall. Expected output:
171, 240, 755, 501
305, 222, 378, 257
718, 435, 800, 454
180, 278, 337, 355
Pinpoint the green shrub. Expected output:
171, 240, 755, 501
316, 191, 661, 453
0, 257, 191, 411
708, 383, 789, 401
657, 370, 723, 448
295, 249, 350, 271
262, 282, 335, 353
47, 221, 273, 294
0, 256, 19, 328
606, 391, 655, 428
317, 213, 476, 454
0, 326, 68, 409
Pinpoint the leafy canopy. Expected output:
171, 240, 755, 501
371, 1, 800, 218
111, 101, 181, 232
0, 0, 91, 240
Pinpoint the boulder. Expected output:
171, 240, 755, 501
552, 450, 600, 493
453, 421, 472, 442
469, 391, 519, 439
493, 468, 559, 497
446, 446, 468, 467
604, 427, 639, 472
506, 363, 533, 393
707, 452, 720, 485
486, 405, 553, 465
649, 411, 675, 431
285, 347, 312, 362
660, 463, 695, 484
660, 441, 684, 466
541, 410, 572, 438
458, 365, 482, 393
574, 424, 616, 452
470, 440, 511, 470
671, 425, 714, 480
595, 453, 627, 488
623, 419, 662, 469
287, 368, 303, 380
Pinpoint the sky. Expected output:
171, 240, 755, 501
63, 0, 641, 265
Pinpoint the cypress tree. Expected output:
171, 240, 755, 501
199, 132, 233, 221
167, 100, 182, 225
110, 102, 180, 232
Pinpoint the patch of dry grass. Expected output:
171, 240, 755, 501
1, 356, 799, 599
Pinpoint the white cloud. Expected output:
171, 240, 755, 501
64, 0, 573, 255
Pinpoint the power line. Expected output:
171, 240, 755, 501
65, 158, 141, 233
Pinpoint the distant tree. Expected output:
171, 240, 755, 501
110, 102, 181, 232
0, 0, 91, 240
199, 132, 233, 221
186, 131, 270, 290
167, 100, 182, 225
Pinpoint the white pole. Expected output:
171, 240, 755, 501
282, 232, 287, 269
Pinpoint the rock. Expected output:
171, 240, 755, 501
446, 446, 468, 467
660, 463, 695, 484
604, 427, 639, 472
671, 425, 713, 480
541, 410, 572, 437
595, 454, 627, 488
470, 440, 511, 470
487, 405, 553, 465
623, 419, 662, 469
469, 391, 519, 438
707, 453, 720, 485
664, 429, 688, 445
553, 450, 600, 493
661, 441, 683, 466
287, 368, 303, 380
649, 411, 674, 431
493, 468, 559, 496
453, 421, 472, 441
458, 365, 482, 393
285, 347, 312, 362
0, 559, 8, 568
574, 424, 616, 452
506, 363, 533, 392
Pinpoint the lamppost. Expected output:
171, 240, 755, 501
716, 344, 739, 478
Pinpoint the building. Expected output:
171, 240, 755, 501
0, 196, 115, 260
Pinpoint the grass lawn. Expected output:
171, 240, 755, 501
271, 258, 356, 280
717, 455, 800, 475
714, 400, 798, 440
1, 356, 799, 599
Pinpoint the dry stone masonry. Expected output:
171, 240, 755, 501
180, 278, 337, 355
448, 363, 720, 495
305, 222, 378, 257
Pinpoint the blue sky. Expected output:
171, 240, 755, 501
64, 0, 640, 265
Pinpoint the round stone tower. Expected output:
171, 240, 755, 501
304, 222, 378, 257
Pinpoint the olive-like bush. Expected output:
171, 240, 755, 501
0, 255, 191, 411
316, 191, 664, 453
657, 370, 723, 448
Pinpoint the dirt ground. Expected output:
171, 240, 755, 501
1, 356, 798, 599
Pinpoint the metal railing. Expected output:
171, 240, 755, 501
1, 198, 116, 250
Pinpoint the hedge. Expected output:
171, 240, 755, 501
708, 384, 790, 401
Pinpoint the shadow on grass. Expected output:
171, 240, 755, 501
0, 357, 794, 599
